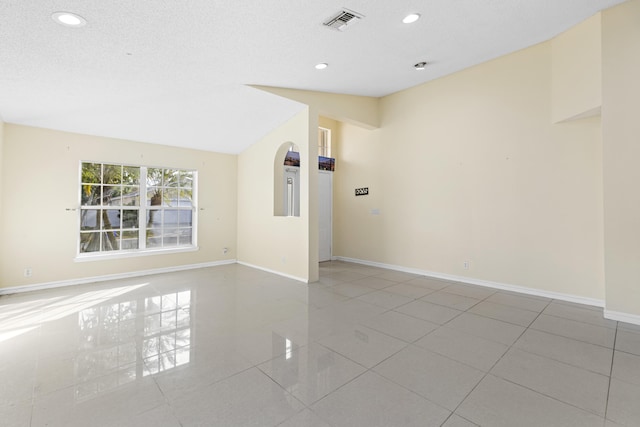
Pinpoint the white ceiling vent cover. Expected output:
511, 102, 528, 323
323, 9, 364, 31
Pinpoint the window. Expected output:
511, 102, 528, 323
145, 167, 195, 249
79, 162, 196, 257
318, 127, 331, 158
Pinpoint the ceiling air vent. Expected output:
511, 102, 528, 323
323, 9, 364, 31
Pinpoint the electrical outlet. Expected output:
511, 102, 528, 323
24, 268, 32, 277
463, 261, 469, 270
223, 247, 228, 254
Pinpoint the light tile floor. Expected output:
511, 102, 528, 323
1, 261, 639, 426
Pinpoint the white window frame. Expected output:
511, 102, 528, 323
76, 162, 198, 261
318, 127, 331, 158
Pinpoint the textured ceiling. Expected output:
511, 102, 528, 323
0, 0, 627, 154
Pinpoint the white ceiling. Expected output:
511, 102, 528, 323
0, 0, 627, 154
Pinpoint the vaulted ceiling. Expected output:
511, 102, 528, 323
0, 0, 627, 153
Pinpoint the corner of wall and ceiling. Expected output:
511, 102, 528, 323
249, 85, 381, 131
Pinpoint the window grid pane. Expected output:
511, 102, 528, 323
144, 167, 193, 249
79, 163, 195, 255
318, 127, 331, 157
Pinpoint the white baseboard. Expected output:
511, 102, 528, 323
0, 260, 237, 295
334, 256, 605, 308
236, 261, 308, 284
604, 310, 640, 326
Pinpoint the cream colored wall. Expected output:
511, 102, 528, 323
237, 109, 311, 281
334, 41, 605, 300
254, 86, 380, 130
0, 124, 237, 289
551, 13, 602, 123
333, 123, 386, 262
602, 0, 640, 316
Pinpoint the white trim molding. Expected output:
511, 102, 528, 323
604, 309, 640, 326
74, 246, 200, 262
334, 256, 605, 308
0, 260, 236, 295
236, 261, 308, 284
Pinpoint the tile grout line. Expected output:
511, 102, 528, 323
350, 288, 516, 424
495, 374, 608, 419
304, 321, 436, 420
604, 322, 618, 423
473, 297, 616, 420
527, 321, 617, 352
432, 286, 498, 334
541, 310, 618, 330
318, 272, 617, 423
442, 297, 553, 422
511, 325, 618, 377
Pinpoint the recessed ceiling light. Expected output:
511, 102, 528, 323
403, 13, 421, 24
315, 63, 328, 70
414, 62, 427, 70
51, 12, 87, 28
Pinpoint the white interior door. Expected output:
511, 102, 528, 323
318, 170, 333, 262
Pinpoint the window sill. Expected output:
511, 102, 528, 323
74, 246, 199, 262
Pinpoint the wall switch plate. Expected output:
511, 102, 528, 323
355, 187, 369, 196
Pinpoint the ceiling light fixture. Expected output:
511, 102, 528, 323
51, 12, 87, 28
414, 62, 427, 70
403, 13, 421, 24
315, 63, 328, 70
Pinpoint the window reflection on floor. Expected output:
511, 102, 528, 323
142, 291, 191, 376
76, 290, 192, 401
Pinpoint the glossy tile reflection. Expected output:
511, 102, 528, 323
72, 289, 193, 402
258, 343, 365, 405
1, 261, 640, 426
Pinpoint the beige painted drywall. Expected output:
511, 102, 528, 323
551, 13, 603, 123
333, 123, 386, 263
0, 124, 237, 289
237, 109, 312, 281
334, 40, 605, 300
254, 86, 380, 130
602, 0, 640, 316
